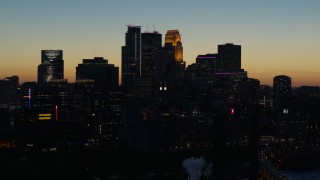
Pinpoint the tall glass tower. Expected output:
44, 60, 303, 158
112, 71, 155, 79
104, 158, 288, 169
38, 50, 64, 84
121, 25, 141, 91
141, 31, 162, 77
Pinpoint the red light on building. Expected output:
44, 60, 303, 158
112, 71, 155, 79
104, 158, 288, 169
55, 105, 58, 121
230, 108, 235, 115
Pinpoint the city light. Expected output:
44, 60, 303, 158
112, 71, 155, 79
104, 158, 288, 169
55, 105, 58, 121
230, 108, 235, 115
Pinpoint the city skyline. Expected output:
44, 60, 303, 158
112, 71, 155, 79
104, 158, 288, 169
1, 0, 320, 86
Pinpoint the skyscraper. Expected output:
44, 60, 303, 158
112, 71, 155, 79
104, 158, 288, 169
76, 57, 119, 92
38, 50, 64, 84
195, 54, 220, 80
273, 75, 292, 110
141, 31, 162, 77
0, 76, 20, 110
133, 31, 162, 102
218, 43, 241, 72
122, 25, 141, 91
38, 61, 54, 84
165, 30, 183, 63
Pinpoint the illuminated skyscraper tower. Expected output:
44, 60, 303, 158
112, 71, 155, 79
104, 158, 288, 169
38, 50, 64, 84
165, 30, 183, 63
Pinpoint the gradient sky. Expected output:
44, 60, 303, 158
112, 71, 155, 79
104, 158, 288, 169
1, 0, 320, 87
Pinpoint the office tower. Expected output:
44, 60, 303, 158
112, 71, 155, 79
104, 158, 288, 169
122, 25, 141, 91
273, 75, 292, 110
38, 50, 64, 84
73, 79, 95, 116
165, 30, 183, 63
211, 72, 231, 106
229, 70, 248, 101
0, 76, 20, 110
38, 61, 54, 84
195, 54, 219, 80
41, 50, 64, 79
259, 85, 273, 107
133, 31, 162, 102
155, 46, 175, 81
76, 57, 119, 92
141, 31, 162, 77
37, 79, 71, 121
184, 54, 220, 111
218, 43, 241, 72
239, 78, 260, 104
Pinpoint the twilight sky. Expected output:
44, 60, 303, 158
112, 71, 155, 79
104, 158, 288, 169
1, 0, 320, 86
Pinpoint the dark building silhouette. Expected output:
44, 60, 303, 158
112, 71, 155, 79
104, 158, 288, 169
0, 76, 19, 131
141, 31, 162, 77
259, 85, 273, 108
122, 25, 141, 91
73, 79, 95, 124
212, 72, 231, 106
0, 76, 20, 110
184, 54, 220, 111
218, 43, 241, 72
38, 50, 64, 84
133, 31, 162, 103
75, 58, 121, 140
239, 78, 260, 104
76, 57, 119, 92
186, 54, 220, 80
273, 75, 291, 111
229, 70, 248, 101
155, 46, 175, 82
155, 45, 185, 106
196, 54, 219, 76
37, 79, 71, 121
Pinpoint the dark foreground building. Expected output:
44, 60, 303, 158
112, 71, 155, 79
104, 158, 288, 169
76, 57, 119, 92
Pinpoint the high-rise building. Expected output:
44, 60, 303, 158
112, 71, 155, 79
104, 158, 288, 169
259, 85, 273, 108
76, 57, 119, 92
141, 31, 162, 77
38, 50, 64, 84
38, 61, 54, 84
133, 31, 162, 103
165, 30, 183, 63
239, 78, 260, 104
0, 76, 20, 110
273, 75, 292, 110
122, 25, 141, 91
37, 79, 71, 121
218, 43, 241, 72
195, 54, 219, 80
